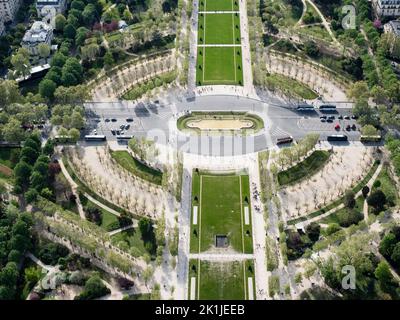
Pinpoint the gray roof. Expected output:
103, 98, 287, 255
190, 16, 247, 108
386, 20, 400, 36
22, 21, 52, 44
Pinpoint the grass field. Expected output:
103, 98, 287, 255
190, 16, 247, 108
265, 74, 319, 100
111, 228, 147, 258
190, 171, 253, 253
110, 150, 163, 185
198, 13, 241, 45
196, 0, 243, 86
188, 259, 255, 300
277, 150, 330, 186
197, 47, 243, 85
199, 0, 239, 11
371, 166, 398, 206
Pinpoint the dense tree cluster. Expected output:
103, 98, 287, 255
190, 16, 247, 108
320, 234, 400, 299
386, 135, 400, 177
13, 133, 56, 202
0, 205, 34, 299
74, 273, 110, 300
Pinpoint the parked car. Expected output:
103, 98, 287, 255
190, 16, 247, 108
120, 124, 125, 129
125, 124, 130, 130
105, 118, 110, 122
346, 125, 351, 131
352, 124, 357, 130
321, 118, 326, 123
111, 129, 116, 135
344, 115, 350, 120
111, 118, 117, 122
320, 115, 327, 119
126, 118, 133, 122
338, 115, 343, 120
351, 115, 358, 120
335, 124, 340, 130
327, 119, 333, 123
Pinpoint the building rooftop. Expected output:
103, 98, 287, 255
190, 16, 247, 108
386, 20, 400, 36
22, 21, 52, 44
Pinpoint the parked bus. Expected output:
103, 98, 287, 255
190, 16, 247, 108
360, 135, 382, 143
116, 135, 133, 140
319, 104, 337, 112
327, 134, 348, 141
276, 136, 294, 145
84, 135, 106, 141
296, 104, 315, 112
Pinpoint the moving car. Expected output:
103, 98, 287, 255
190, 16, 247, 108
126, 118, 134, 122
335, 124, 340, 130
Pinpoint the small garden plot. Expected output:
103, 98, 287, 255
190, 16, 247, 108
110, 150, 163, 185
278, 150, 330, 186
111, 228, 148, 258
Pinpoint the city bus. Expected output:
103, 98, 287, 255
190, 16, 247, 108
276, 136, 294, 145
360, 135, 382, 143
327, 134, 348, 141
116, 135, 133, 140
296, 104, 315, 112
319, 104, 337, 112
84, 135, 106, 141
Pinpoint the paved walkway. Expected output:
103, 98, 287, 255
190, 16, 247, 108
58, 158, 86, 220
305, 0, 342, 49
26, 252, 55, 272
108, 224, 136, 236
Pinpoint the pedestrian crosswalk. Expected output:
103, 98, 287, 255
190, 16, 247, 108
269, 125, 292, 138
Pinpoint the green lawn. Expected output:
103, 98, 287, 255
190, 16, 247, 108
79, 195, 120, 231
199, 0, 239, 11
110, 150, 163, 185
265, 74, 319, 100
370, 166, 398, 209
198, 13, 241, 45
190, 172, 253, 253
319, 196, 364, 225
193, 260, 246, 300
111, 228, 147, 258
278, 150, 330, 186
197, 46, 243, 85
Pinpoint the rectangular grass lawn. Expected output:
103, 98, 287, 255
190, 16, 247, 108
193, 260, 246, 300
197, 13, 241, 45
199, 0, 239, 11
196, 46, 243, 85
190, 172, 253, 253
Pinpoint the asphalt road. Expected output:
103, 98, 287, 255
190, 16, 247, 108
83, 94, 361, 155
